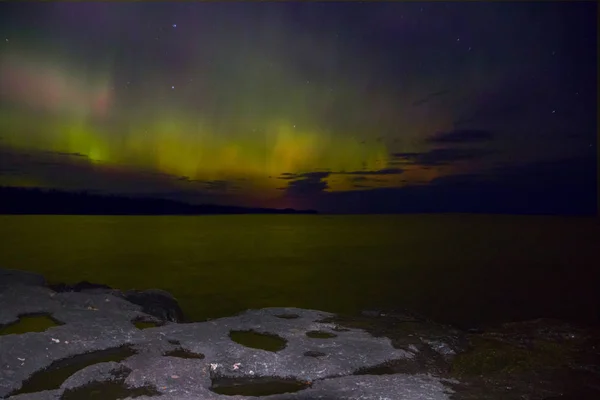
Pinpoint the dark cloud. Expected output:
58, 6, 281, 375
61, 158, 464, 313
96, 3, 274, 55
280, 173, 330, 196
278, 168, 405, 201
42, 151, 88, 158
426, 129, 494, 144
350, 176, 387, 185
317, 156, 597, 215
411, 89, 450, 107
392, 148, 494, 166
278, 172, 297, 180
277, 168, 403, 198
337, 168, 403, 175
278, 171, 331, 180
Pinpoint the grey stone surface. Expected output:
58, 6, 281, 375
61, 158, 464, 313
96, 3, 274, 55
59, 361, 129, 391
283, 374, 453, 400
123, 288, 185, 323
0, 268, 455, 400
5, 392, 60, 400
0, 269, 46, 288
48, 282, 185, 323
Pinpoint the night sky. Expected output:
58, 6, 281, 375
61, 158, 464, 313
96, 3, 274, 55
0, 2, 597, 214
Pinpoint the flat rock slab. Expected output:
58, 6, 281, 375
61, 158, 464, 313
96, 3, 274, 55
0, 269, 455, 400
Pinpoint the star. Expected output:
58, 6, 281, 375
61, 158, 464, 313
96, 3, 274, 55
171, 86, 175, 89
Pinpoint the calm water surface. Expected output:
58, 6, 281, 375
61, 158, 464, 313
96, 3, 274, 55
1, 214, 598, 327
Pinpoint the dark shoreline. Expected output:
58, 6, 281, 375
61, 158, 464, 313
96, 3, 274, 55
0, 186, 318, 215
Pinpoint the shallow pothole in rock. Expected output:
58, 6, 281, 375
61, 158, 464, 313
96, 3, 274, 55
61, 369, 160, 400
62, 381, 160, 400
304, 350, 326, 358
229, 330, 287, 352
306, 330, 337, 339
274, 313, 300, 319
210, 376, 310, 396
133, 319, 161, 330
10, 346, 137, 396
164, 348, 205, 359
0, 313, 63, 335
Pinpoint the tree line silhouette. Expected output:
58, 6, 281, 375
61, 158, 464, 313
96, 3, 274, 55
0, 186, 317, 215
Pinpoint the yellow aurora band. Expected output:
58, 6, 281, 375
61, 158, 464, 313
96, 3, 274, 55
0, 51, 391, 195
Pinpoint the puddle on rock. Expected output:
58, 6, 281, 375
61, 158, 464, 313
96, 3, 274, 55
229, 330, 287, 352
164, 348, 205, 359
61, 369, 160, 400
10, 346, 136, 396
133, 320, 161, 330
304, 350, 326, 358
0, 313, 62, 335
274, 313, 300, 319
211, 376, 310, 396
306, 330, 337, 339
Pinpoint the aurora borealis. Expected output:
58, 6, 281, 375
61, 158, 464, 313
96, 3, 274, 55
0, 2, 597, 213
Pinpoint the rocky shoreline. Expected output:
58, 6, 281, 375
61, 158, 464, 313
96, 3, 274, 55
1, 268, 598, 400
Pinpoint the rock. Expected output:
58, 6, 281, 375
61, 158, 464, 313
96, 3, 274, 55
483, 318, 591, 347
350, 309, 469, 360
0, 268, 46, 287
0, 277, 450, 400
123, 289, 185, 323
48, 281, 113, 293
360, 308, 426, 322
45, 280, 184, 323
2, 268, 598, 400
361, 310, 381, 318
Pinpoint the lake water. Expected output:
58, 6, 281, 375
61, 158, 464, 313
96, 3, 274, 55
1, 214, 598, 328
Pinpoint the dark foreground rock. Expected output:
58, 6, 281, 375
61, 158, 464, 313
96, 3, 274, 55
323, 309, 600, 400
1, 268, 599, 400
123, 289, 185, 323
47, 280, 185, 323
